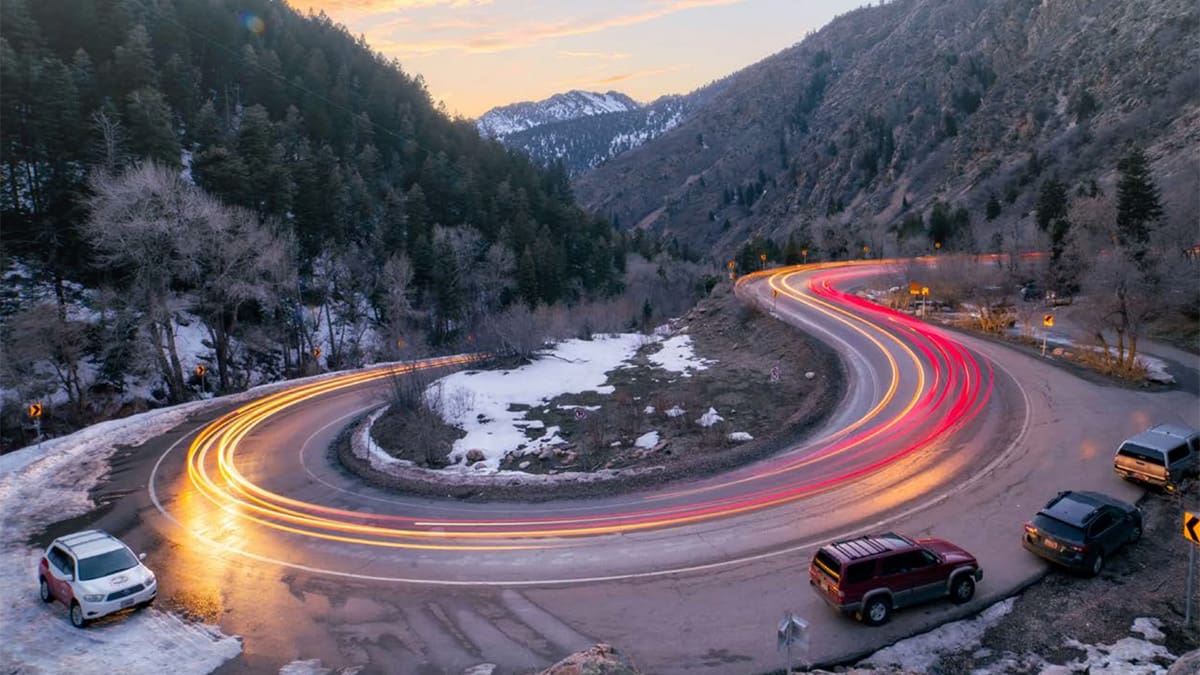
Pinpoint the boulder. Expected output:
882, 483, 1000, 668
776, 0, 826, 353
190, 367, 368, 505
465, 449, 486, 463
539, 643, 637, 675
1168, 648, 1200, 675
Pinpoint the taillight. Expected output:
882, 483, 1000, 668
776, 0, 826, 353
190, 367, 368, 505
1024, 524, 1037, 535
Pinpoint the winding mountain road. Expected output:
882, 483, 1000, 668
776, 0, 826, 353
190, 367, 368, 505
94, 261, 1195, 673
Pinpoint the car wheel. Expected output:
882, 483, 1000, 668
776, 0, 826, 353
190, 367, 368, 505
1128, 522, 1142, 544
951, 575, 976, 604
39, 577, 53, 603
1085, 553, 1104, 578
69, 602, 87, 628
860, 596, 892, 626
138, 596, 155, 610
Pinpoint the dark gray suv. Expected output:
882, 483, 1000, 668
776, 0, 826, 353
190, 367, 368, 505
1022, 491, 1141, 577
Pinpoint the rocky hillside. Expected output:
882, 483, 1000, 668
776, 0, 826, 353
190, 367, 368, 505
476, 90, 639, 138
573, 0, 1200, 259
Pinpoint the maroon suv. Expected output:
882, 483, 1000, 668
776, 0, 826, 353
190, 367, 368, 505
809, 532, 982, 626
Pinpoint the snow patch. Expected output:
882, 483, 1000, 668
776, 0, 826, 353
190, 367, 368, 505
859, 598, 1015, 672
728, 432, 754, 442
696, 407, 723, 428
664, 405, 686, 418
634, 431, 659, 449
648, 335, 715, 374
1131, 617, 1165, 642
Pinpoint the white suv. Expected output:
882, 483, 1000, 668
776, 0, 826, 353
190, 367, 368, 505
38, 530, 157, 627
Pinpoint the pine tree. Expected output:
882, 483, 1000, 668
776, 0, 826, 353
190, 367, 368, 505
517, 247, 538, 307
783, 233, 802, 265
1115, 145, 1163, 266
124, 86, 180, 166
985, 193, 1002, 221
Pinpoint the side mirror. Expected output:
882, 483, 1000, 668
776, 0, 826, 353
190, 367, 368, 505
138, 552, 147, 561
66, 574, 74, 582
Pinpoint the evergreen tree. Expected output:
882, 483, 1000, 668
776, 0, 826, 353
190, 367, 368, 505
124, 86, 180, 166
517, 247, 538, 307
985, 193, 1002, 221
783, 233, 802, 265
112, 24, 157, 95
1115, 145, 1163, 267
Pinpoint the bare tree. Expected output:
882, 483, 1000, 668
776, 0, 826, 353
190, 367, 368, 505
84, 162, 217, 402
0, 304, 90, 421
193, 206, 295, 391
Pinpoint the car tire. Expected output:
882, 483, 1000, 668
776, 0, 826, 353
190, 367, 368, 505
950, 574, 976, 604
1085, 553, 1104, 578
860, 596, 892, 626
69, 602, 87, 628
1128, 521, 1142, 545
139, 596, 155, 610
39, 577, 53, 603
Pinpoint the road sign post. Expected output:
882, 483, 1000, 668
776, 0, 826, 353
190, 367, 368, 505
1186, 511, 1199, 627
29, 402, 43, 448
1042, 314, 1054, 356
777, 612, 809, 673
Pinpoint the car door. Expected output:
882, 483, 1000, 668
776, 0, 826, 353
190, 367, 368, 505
901, 549, 947, 605
879, 551, 934, 608
46, 547, 75, 602
1087, 511, 1121, 555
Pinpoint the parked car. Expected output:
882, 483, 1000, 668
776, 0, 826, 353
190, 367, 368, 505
1022, 491, 1141, 577
38, 530, 157, 627
808, 532, 982, 626
1114, 423, 1199, 493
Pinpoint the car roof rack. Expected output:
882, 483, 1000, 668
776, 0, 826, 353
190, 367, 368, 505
828, 532, 911, 559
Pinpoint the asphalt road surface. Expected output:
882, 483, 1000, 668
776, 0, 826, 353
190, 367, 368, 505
82, 261, 1197, 674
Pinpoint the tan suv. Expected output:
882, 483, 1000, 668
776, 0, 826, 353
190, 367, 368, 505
809, 532, 982, 626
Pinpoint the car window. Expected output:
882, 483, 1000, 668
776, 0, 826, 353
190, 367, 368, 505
49, 546, 73, 576
1117, 443, 1164, 466
1167, 445, 1188, 464
813, 550, 841, 581
881, 551, 929, 576
844, 561, 875, 584
77, 548, 138, 581
1032, 514, 1085, 542
1088, 512, 1115, 536
917, 549, 940, 567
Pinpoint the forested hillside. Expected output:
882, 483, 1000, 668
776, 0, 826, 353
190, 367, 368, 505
0, 0, 634, 445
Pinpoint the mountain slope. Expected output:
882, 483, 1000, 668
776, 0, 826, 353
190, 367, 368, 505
572, 0, 1200, 259
476, 90, 639, 139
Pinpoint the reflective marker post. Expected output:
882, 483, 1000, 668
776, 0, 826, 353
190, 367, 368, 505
1185, 511, 1199, 627
777, 612, 809, 673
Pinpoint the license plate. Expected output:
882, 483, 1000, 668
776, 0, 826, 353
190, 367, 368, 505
1043, 538, 1058, 551
120, 598, 135, 608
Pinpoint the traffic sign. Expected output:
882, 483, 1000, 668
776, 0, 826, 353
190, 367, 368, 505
28, 402, 43, 419
1043, 314, 1054, 327
1185, 512, 1200, 545
312, 348, 322, 359
195, 364, 206, 377
909, 281, 921, 296
574, 408, 587, 421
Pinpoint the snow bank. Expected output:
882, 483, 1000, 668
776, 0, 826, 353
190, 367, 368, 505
859, 598, 1015, 672
0, 399, 246, 674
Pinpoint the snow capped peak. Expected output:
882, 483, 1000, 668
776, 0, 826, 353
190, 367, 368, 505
477, 90, 641, 139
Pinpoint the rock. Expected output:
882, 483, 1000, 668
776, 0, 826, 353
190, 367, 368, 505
466, 449, 486, 463
538, 449, 554, 461
518, 461, 531, 469
1168, 649, 1200, 675
539, 643, 638, 675
805, 371, 816, 379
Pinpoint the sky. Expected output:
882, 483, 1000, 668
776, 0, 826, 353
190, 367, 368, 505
284, 0, 865, 118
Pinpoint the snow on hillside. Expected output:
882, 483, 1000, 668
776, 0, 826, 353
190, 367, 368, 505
476, 90, 640, 139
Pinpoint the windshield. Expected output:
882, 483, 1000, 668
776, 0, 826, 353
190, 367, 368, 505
77, 548, 138, 580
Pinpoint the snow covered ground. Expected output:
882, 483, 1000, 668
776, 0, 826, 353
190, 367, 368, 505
0, 399, 244, 674
422, 332, 719, 471
857, 600, 1180, 674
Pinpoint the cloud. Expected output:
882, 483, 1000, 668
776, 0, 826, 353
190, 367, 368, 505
558, 50, 631, 60
287, 0, 490, 11
361, 0, 749, 55
556, 65, 683, 89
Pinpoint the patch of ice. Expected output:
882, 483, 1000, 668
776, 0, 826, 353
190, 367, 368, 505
634, 431, 660, 449
1061, 635, 1174, 674
279, 659, 329, 675
728, 432, 754, 442
696, 407, 723, 427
